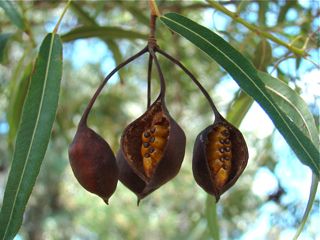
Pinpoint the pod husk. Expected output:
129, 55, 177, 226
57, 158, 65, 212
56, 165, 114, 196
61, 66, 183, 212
69, 121, 118, 204
117, 97, 186, 201
192, 119, 248, 201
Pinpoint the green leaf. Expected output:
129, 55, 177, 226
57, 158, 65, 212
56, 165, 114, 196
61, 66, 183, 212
293, 174, 319, 240
257, 1, 268, 26
253, 39, 272, 71
7, 62, 33, 148
226, 91, 253, 127
61, 26, 147, 42
0, 0, 25, 30
0, 33, 62, 239
70, 1, 96, 26
106, 40, 124, 83
258, 71, 319, 239
70, 2, 125, 83
277, 0, 297, 24
0, 33, 12, 63
259, 71, 319, 145
122, 5, 149, 26
160, 13, 319, 175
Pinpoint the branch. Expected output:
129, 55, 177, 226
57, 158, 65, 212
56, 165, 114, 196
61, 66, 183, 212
207, 0, 306, 56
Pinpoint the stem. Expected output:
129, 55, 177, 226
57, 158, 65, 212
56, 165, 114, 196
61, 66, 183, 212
147, 54, 153, 108
293, 174, 319, 240
148, 0, 161, 17
53, 0, 72, 34
156, 48, 221, 119
81, 46, 148, 124
206, 195, 220, 240
149, 48, 166, 101
206, 0, 306, 56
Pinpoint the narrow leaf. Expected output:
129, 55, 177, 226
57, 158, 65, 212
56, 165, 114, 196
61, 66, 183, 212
7, 62, 32, 148
0, 33, 62, 239
61, 26, 147, 42
0, 33, 12, 63
226, 91, 253, 127
253, 39, 272, 71
69, 2, 125, 83
258, 72, 320, 239
257, 1, 268, 26
0, 0, 25, 30
293, 174, 319, 240
259, 71, 319, 145
160, 13, 319, 175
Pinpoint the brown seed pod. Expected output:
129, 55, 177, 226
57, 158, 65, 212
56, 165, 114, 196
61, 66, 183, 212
192, 119, 248, 201
155, 49, 248, 202
117, 97, 186, 202
69, 120, 118, 204
68, 47, 147, 204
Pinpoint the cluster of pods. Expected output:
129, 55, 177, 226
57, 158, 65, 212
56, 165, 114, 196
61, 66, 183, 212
68, 44, 248, 204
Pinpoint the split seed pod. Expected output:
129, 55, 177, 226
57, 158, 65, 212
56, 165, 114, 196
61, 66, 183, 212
192, 118, 248, 201
117, 96, 186, 202
69, 118, 118, 204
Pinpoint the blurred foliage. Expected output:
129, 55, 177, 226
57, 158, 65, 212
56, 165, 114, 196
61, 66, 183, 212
0, 1, 319, 240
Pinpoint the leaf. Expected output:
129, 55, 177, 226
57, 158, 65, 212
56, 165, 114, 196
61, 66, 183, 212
253, 39, 272, 71
7, 62, 33, 148
258, 72, 319, 240
226, 91, 253, 127
0, 0, 25, 30
106, 40, 124, 83
122, 5, 149, 26
70, 2, 125, 83
277, 0, 297, 24
0, 33, 12, 63
6, 47, 34, 150
259, 71, 319, 145
0, 33, 63, 239
70, 1, 96, 25
257, 1, 268, 26
160, 13, 319, 175
61, 26, 147, 42
293, 174, 319, 240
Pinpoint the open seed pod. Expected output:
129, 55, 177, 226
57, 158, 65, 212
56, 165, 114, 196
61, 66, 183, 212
69, 119, 118, 204
117, 97, 186, 202
192, 118, 248, 201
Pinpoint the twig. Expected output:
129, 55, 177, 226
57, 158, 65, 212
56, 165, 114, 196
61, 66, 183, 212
53, 0, 72, 34
206, 0, 306, 56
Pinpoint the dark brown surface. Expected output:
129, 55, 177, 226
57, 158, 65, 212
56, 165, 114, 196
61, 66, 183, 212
192, 119, 248, 201
68, 122, 119, 204
118, 98, 186, 202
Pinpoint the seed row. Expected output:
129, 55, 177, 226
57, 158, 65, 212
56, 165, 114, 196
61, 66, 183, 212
141, 124, 169, 178
206, 125, 232, 188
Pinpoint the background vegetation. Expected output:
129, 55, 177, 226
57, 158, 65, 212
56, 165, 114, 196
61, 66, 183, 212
0, 1, 319, 239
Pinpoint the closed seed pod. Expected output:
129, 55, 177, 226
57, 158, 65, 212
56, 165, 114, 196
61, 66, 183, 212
117, 97, 186, 202
69, 120, 118, 204
192, 119, 248, 201
68, 47, 148, 204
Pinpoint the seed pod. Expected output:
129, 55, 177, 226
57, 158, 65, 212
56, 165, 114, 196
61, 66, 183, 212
69, 120, 118, 204
117, 97, 186, 202
192, 119, 248, 201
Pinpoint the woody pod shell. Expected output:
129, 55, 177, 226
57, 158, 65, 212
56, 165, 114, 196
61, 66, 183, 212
192, 118, 248, 201
68, 119, 119, 204
117, 96, 186, 201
